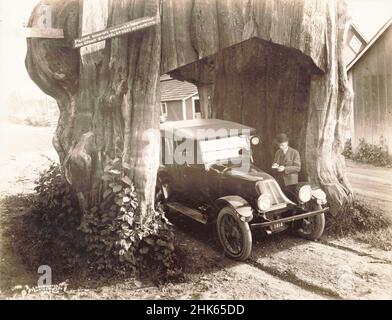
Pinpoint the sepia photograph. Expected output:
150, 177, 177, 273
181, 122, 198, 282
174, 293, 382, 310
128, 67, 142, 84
0, 0, 391, 303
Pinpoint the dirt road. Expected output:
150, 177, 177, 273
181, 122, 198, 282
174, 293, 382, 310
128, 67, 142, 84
346, 160, 392, 216
0, 121, 391, 299
0, 122, 57, 195
165, 216, 392, 300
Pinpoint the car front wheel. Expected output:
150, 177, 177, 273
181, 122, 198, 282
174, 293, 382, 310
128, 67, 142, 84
216, 207, 252, 261
296, 203, 325, 240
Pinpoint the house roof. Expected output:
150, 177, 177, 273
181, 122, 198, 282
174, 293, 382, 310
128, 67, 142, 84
160, 74, 171, 81
160, 119, 256, 140
347, 17, 392, 71
160, 76, 198, 101
350, 23, 368, 44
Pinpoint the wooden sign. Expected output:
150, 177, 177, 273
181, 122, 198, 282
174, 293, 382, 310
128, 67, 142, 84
72, 15, 159, 49
24, 1, 159, 48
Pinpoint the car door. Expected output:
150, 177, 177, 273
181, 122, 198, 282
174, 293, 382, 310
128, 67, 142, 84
172, 139, 214, 206
182, 164, 205, 202
159, 136, 185, 198
182, 140, 221, 205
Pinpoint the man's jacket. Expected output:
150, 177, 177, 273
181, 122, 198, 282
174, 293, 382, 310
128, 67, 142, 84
273, 147, 301, 186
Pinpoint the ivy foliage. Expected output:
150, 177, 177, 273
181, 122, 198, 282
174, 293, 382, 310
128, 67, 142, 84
31, 159, 180, 281
31, 162, 84, 270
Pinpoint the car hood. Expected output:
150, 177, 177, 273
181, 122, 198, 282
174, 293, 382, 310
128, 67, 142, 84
224, 166, 274, 182
220, 165, 294, 207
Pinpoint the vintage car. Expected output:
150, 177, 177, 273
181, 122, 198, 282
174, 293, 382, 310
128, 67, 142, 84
156, 119, 328, 261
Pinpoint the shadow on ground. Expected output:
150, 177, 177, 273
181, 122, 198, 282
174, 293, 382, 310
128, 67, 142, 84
2, 193, 391, 299
0, 195, 137, 296
0, 193, 306, 297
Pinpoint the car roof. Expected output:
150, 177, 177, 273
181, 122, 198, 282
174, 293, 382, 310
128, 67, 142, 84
160, 119, 256, 140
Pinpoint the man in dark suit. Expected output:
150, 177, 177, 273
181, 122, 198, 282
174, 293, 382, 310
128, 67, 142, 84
271, 133, 301, 201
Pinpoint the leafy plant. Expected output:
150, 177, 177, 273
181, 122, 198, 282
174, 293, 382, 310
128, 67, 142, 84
325, 199, 392, 251
326, 199, 390, 237
353, 137, 391, 167
30, 160, 180, 281
31, 162, 84, 270
343, 137, 392, 167
342, 138, 353, 159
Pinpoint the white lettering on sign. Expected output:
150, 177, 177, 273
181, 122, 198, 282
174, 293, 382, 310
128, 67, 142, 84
73, 15, 159, 49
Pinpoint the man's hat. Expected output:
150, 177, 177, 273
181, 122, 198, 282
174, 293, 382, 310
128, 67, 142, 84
276, 133, 289, 143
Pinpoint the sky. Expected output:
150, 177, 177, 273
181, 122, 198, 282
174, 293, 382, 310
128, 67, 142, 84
347, 0, 392, 40
0, 0, 391, 117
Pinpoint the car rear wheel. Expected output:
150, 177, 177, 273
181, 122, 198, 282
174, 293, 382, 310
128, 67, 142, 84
216, 207, 252, 261
296, 203, 325, 240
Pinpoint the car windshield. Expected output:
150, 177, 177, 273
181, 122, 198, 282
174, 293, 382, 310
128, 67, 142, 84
199, 135, 250, 165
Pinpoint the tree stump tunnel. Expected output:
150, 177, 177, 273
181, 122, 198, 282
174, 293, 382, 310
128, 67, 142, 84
26, 0, 354, 217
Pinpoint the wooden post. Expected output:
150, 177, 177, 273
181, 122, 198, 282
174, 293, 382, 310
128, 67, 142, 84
24, 4, 64, 39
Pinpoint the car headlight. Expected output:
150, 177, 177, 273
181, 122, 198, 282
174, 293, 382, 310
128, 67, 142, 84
312, 188, 326, 200
257, 194, 272, 211
251, 136, 260, 146
298, 185, 312, 203
312, 188, 327, 205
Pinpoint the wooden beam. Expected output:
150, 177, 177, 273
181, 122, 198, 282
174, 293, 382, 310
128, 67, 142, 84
79, 0, 109, 59
24, 27, 64, 39
24, 3, 64, 39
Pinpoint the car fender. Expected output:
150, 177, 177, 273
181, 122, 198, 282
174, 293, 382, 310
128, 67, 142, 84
215, 196, 254, 223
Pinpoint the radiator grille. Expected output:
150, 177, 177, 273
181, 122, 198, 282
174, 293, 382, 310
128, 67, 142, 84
256, 180, 286, 206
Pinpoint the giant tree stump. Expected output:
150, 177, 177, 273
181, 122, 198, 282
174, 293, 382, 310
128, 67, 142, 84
26, 0, 353, 218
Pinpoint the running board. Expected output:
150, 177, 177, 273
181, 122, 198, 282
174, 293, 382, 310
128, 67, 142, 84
167, 202, 208, 224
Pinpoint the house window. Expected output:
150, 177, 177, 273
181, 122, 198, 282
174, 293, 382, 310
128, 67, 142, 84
349, 35, 362, 53
192, 97, 202, 119
160, 102, 168, 116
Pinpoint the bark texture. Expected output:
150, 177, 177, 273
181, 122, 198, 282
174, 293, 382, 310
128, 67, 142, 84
169, 0, 354, 214
26, 0, 161, 221
26, 0, 353, 216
